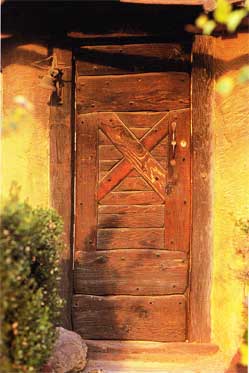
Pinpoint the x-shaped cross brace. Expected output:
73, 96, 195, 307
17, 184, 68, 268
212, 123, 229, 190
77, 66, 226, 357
98, 112, 171, 201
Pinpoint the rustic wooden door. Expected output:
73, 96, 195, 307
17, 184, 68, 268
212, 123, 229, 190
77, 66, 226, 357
73, 42, 191, 342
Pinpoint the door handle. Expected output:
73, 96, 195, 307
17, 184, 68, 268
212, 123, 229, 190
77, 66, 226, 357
170, 121, 177, 167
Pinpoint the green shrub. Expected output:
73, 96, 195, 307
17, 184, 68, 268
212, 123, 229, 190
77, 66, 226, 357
0, 191, 64, 372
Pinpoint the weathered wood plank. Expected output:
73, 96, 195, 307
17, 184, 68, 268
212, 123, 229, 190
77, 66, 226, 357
98, 112, 170, 201
99, 145, 123, 160
98, 205, 164, 227
118, 112, 166, 128
72, 294, 186, 341
99, 113, 166, 199
151, 143, 168, 158
97, 228, 164, 249
165, 108, 191, 252
86, 340, 219, 362
77, 43, 191, 75
99, 160, 120, 172
75, 114, 98, 251
114, 176, 152, 191
77, 72, 190, 113
100, 191, 163, 205
130, 127, 150, 139
100, 127, 150, 144
74, 250, 188, 295
49, 48, 72, 329
98, 204, 163, 214
189, 35, 214, 342
99, 129, 112, 145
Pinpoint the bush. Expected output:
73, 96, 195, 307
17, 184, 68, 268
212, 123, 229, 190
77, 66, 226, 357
0, 191, 64, 372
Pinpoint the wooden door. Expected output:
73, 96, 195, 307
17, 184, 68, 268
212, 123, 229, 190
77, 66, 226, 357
73, 42, 191, 342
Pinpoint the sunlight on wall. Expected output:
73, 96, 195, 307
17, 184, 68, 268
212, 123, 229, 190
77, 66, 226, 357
1, 44, 51, 207
212, 33, 249, 355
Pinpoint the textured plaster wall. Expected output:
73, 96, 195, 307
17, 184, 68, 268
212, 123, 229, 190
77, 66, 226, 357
212, 33, 249, 354
1, 43, 51, 207
2, 36, 249, 355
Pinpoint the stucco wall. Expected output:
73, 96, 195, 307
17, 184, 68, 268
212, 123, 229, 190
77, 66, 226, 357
1, 35, 249, 356
212, 33, 249, 355
1, 43, 51, 207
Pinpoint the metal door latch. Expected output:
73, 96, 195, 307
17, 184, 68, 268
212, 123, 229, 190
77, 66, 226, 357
170, 121, 177, 166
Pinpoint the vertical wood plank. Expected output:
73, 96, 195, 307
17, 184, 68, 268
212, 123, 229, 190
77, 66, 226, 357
75, 113, 98, 251
189, 35, 215, 342
49, 48, 73, 329
165, 108, 191, 253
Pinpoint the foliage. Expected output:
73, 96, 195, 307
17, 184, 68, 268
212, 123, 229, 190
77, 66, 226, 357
0, 185, 64, 372
195, 0, 249, 95
196, 0, 249, 35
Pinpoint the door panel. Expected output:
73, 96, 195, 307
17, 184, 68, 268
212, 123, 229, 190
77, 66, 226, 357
73, 42, 191, 342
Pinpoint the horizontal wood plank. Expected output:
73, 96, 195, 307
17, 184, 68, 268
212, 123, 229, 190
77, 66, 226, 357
99, 160, 120, 172
99, 145, 123, 160
99, 191, 163, 205
100, 127, 151, 144
72, 294, 186, 341
74, 250, 188, 295
77, 43, 191, 75
98, 205, 164, 227
114, 176, 152, 191
97, 228, 164, 249
86, 340, 219, 362
77, 72, 190, 113
117, 112, 167, 128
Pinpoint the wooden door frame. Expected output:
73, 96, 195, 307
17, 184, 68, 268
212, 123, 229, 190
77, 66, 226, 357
189, 35, 215, 342
50, 35, 214, 341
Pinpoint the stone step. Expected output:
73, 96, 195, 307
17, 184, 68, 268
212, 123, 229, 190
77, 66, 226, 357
85, 340, 219, 362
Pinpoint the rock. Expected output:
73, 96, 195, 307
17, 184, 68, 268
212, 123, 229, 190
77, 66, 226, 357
42, 327, 88, 373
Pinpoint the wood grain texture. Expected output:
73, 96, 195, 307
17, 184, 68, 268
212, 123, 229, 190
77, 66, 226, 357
165, 108, 191, 252
114, 177, 153, 191
99, 113, 166, 199
118, 112, 166, 128
49, 48, 72, 329
77, 43, 190, 75
99, 191, 163, 205
77, 72, 190, 113
98, 112, 170, 201
98, 205, 164, 227
99, 145, 123, 160
97, 228, 164, 250
86, 340, 219, 361
99, 160, 120, 172
74, 250, 188, 295
72, 294, 186, 341
189, 35, 214, 342
75, 114, 98, 251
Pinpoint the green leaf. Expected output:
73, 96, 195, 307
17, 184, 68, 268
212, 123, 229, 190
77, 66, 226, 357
227, 9, 247, 32
216, 76, 234, 95
237, 65, 249, 83
203, 20, 216, 35
196, 14, 209, 29
214, 0, 232, 24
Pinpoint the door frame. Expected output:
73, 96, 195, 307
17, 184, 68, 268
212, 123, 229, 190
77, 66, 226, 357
50, 34, 214, 342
